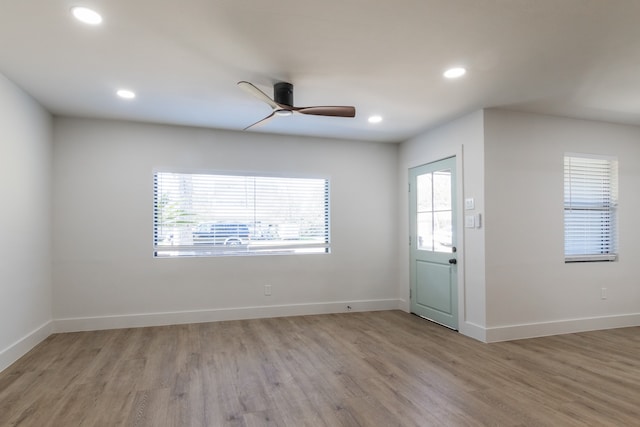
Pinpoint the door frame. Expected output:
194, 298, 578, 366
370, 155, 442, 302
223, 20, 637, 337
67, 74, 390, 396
407, 151, 464, 331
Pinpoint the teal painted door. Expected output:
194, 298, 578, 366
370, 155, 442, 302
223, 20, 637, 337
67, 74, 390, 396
409, 157, 458, 330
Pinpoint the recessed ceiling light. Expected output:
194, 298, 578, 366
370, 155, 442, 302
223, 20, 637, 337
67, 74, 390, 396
443, 67, 466, 79
368, 115, 383, 124
116, 89, 136, 99
71, 7, 103, 25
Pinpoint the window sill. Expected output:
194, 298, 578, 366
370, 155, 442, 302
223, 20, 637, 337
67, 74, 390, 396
565, 254, 617, 263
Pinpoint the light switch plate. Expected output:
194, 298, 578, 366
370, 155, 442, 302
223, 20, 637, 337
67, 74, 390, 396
465, 198, 475, 210
465, 215, 475, 228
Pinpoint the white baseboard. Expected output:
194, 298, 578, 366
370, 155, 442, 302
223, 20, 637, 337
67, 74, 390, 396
4, 308, 638, 373
54, 299, 403, 333
486, 312, 640, 342
0, 321, 53, 373
459, 321, 487, 342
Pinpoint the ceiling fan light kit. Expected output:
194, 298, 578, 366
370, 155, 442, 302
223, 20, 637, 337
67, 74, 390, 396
238, 81, 356, 130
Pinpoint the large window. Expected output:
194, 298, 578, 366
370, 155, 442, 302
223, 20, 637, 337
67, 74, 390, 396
154, 171, 330, 257
564, 154, 618, 262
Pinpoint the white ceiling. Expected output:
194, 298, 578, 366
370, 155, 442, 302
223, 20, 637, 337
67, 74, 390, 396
2, 0, 640, 143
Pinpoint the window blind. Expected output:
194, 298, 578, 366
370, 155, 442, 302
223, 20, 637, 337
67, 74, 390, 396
154, 172, 330, 257
564, 155, 618, 262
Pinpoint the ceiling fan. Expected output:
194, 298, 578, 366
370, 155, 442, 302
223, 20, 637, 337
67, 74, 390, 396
237, 81, 356, 130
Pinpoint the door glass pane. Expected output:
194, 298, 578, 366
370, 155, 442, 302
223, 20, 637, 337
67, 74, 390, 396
434, 211, 453, 253
416, 168, 453, 253
417, 212, 433, 250
433, 169, 451, 210
416, 173, 433, 212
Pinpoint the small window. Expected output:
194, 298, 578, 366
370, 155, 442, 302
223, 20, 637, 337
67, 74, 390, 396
564, 154, 618, 262
154, 171, 330, 257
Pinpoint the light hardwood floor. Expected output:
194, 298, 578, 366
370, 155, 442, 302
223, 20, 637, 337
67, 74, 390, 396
1, 311, 639, 426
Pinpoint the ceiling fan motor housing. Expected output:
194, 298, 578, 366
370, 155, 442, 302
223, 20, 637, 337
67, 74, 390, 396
274, 82, 294, 107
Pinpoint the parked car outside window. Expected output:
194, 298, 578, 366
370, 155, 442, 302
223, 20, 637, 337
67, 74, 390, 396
192, 223, 250, 246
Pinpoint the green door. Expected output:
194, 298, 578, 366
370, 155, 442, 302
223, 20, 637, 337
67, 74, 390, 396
409, 157, 458, 330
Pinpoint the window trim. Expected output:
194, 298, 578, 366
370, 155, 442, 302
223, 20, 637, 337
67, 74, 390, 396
153, 169, 331, 258
563, 153, 618, 263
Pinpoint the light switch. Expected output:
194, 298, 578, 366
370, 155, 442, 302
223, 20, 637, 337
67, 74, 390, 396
465, 198, 475, 210
465, 215, 475, 228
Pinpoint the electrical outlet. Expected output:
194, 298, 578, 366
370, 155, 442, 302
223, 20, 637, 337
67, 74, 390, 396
264, 285, 272, 296
601, 287, 607, 300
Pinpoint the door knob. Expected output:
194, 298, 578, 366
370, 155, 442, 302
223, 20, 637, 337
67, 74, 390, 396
449, 258, 457, 265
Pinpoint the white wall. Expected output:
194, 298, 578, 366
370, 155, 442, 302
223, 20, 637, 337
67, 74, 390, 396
398, 111, 487, 341
6, 79, 636, 369
52, 118, 399, 330
0, 73, 53, 371
484, 109, 640, 341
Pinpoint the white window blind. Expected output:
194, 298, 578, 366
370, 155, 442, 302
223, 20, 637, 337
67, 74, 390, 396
154, 172, 330, 257
564, 154, 618, 262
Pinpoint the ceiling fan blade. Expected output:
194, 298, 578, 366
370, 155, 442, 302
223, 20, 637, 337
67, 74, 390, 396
243, 111, 277, 130
237, 81, 279, 109
295, 106, 356, 118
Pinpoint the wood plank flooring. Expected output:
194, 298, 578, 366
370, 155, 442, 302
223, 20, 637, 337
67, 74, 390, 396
1, 310, 639, 426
